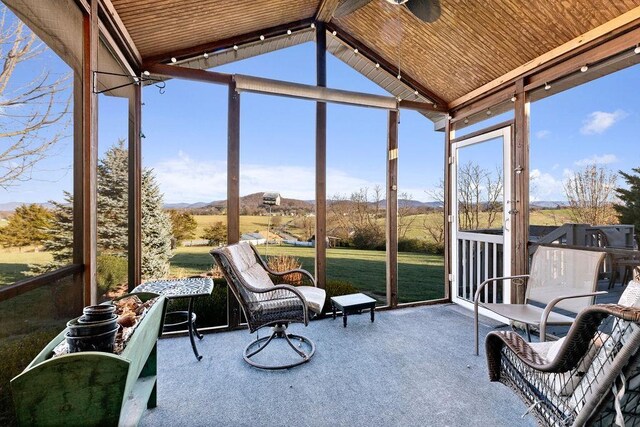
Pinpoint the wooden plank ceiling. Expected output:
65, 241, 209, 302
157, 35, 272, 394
110, 0, 640, 105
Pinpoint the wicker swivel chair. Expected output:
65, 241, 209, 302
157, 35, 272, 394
485, 282, 640, 426
210, 242, 325, 369
474, 245, 606, 355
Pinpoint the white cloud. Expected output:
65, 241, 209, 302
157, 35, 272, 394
580, 110, 627, 135
535, 130, 551, 139
151, 151, 385, 203
574, 154, 618, 167
530, 169, 565, 201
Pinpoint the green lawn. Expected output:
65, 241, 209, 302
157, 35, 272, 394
0, 250, 52, 286
169, 245, 445, 304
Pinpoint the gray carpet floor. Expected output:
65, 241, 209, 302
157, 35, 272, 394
141, 304, 536, 427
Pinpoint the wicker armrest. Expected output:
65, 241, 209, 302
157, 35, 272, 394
486, 304, 640, 381
251, 284, 309, 325
270, 268, 316, 286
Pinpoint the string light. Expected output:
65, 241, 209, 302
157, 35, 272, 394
580, 65, 588, 72
354, 48, 358, 54
414, 90, 419, 96
170, 57, 177, 63
397, 74, 401, 80
464, 118, 469, 124
634, 44, 640, 54
260, 35, 265, 41
233, 45, 238, 50
375, 63, 380, 68
287, 29, 292, 35
143, 70, 150, 76
544, 82, 551, 91
203, 52, 209, 59
511, 95, 517, 102
486, 109, 492, 115
332, 30, 337, 36
311, 23, 316, 29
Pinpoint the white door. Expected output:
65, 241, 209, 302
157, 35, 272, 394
451, 126, 512, 313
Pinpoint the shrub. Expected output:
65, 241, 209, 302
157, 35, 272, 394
398, 238, 427, 253
97, 254, 128, 295
351, 227, 385, 250
322, 279, 359, 315
425, 241, 445, 255
267, 255, 304, 285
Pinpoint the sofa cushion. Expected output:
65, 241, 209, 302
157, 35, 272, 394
224, 242, 275, 290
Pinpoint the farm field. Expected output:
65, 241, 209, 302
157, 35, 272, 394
0, 209, 579, 288
169, 245, 445, 303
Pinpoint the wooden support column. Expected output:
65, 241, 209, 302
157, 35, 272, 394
315, 22, 327, 289
512, 79, 530, 304
128, 83, 142, 290
227, 80, 241, 327
443, 118, 453, 301
386, 110, 399, 307
80, 0, 99, 305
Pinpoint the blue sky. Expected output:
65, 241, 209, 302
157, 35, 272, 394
1, 8, 639, 206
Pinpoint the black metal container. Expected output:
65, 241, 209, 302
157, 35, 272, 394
82, 304, 116, 322
66, 326, 119, 353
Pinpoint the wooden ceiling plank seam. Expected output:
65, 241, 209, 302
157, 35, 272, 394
316, 0, 341, 22
143, 18, 315, 64
448, 5, 640, 109
326, 22, 447, 107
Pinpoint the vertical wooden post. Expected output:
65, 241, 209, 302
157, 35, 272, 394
315, 22, 327, 289
443, 118, 453, 301
80, 0, 99, 305
386, 110, 399, 307
227, 80, 241, 327
128, 83, 142, 290
512, 79, 530, 303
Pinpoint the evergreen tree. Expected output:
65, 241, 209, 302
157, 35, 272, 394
98, 139, 129, 252
0, 203, 53, 249
36, 141, 173, 279
141, 168, 173, 278
614, 167, 640, 246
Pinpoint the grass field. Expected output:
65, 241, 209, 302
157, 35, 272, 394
0, 209, 577, 291
169, 245, 445, 303
0, 249, 51, 285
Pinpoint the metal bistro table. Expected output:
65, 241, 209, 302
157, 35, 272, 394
133, 277, 214, 361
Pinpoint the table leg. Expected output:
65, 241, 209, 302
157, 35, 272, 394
332, 303, 336, 320
187, 297, 202, 361
370, 307, 375, 323
343, 311, 348, 328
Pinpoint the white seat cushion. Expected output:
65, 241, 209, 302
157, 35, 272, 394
224, 242, 274, 290
297, 286, 326, 314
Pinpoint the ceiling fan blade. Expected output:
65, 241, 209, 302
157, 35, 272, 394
406, 0, 441, 23
334, 0, 375, 18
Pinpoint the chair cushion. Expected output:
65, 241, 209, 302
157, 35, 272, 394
297, 286, 326, 314
545, 334, 605, 396
224, 242, 275, 290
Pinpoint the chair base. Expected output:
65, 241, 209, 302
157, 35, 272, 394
243, 323, 316, 370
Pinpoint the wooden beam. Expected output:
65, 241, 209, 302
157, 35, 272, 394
511, 80, 529, 304
326, 22, 447, 108
128, 83, 142, 291
82, 0, 99, 305
449, 6, 640, 109
316, 0, 341, 22
143, 63, 232, 85
386, 110, 399, 308
144, 18, 315, 64
398, 99, 447, 113
0, 265, 83, 303
99, 0, 142, 67
525, 24, 640, 92
315, 22, 327, 290
227, 80, 241, 328
443, 118, 453, 302
450, 86, 513, 125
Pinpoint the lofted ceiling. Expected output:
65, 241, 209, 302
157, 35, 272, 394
109, 0, 640, 106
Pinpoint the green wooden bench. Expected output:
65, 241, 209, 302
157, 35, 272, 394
10, 293, 167, 426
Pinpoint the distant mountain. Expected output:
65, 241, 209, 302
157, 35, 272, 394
164, 202, 210, 210
206, 193, 314, 211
